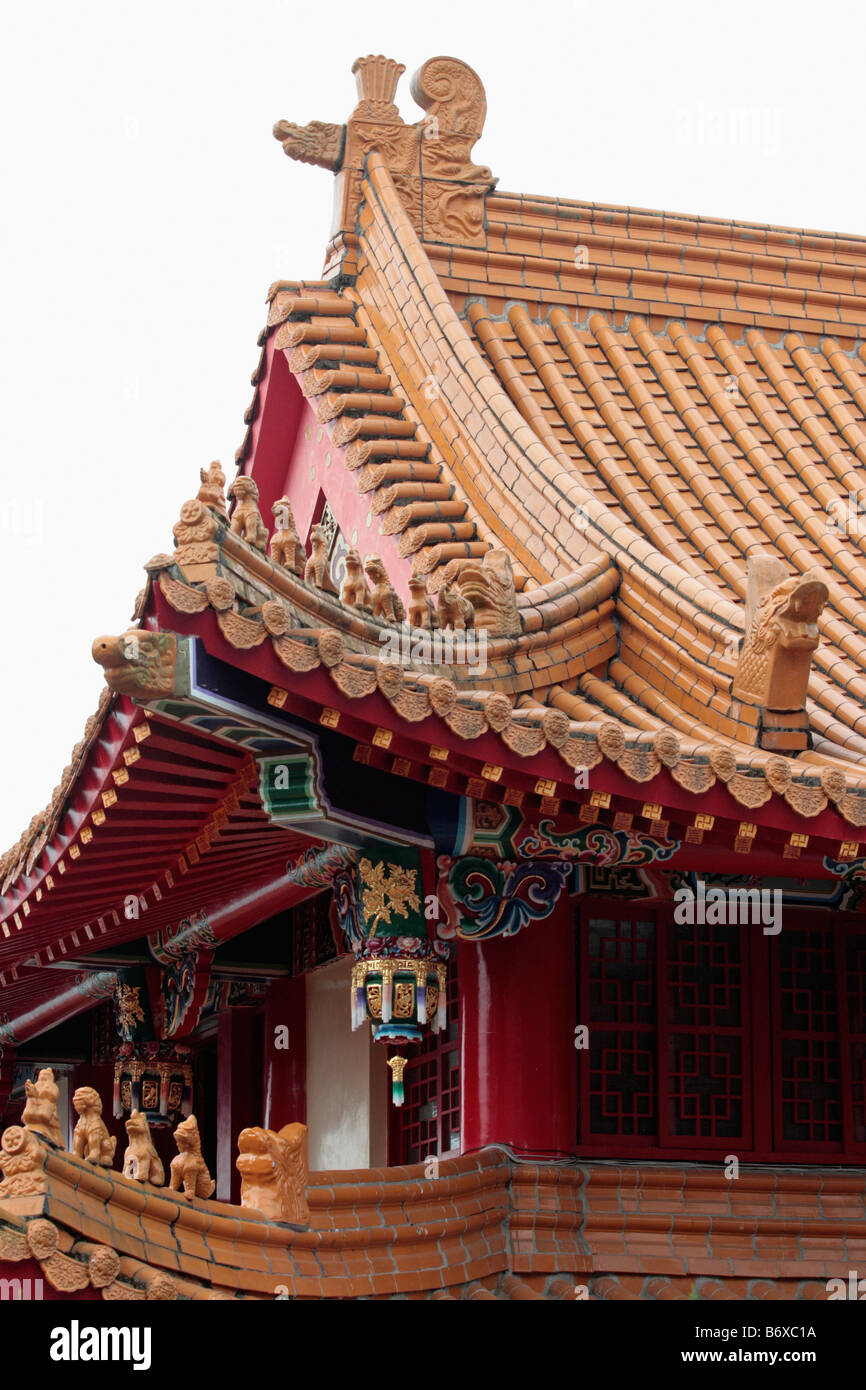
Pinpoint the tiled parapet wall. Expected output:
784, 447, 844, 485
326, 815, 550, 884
1, 1131, 863, 1299
0, 1137, 513, 1299
571, 1164, 866, 1285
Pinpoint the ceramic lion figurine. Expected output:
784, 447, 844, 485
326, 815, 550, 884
269, 497, 305, 574
340, 548, 371, 609
228, 476, 269, 551
364, 554, 405, 622
72, 1087, 117, 1167
408, 575, 438, 630
437, 582, 474, 631
304, 523, 337, 591
197, 460, 228, 516
169, 1114, 215, 1200
123, 1109, 165, 1185
236, 1123, 309, 1227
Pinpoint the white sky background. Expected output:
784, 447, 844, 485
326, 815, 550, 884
0, 0, 864, 851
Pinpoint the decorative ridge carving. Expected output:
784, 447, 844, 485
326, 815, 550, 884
237, 1123, 310, 1227
22, 1068, 63, 1147
92, 630, 177, 701
72, 1087, 117, 1167
351, 55, 406, 117
273, 53, 496, 257
170, 1114, 215, 1200
733, 555, 830, 753
0, 1124, 48, 1196
272, 119, 344, 171
0, 1193, 243, 1299
82, 490, 866, 831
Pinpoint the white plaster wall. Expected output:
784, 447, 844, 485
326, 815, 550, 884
306, 956, 388, 1171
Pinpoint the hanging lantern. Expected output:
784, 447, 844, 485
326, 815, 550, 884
336, 849, 451, 1106
350, 958, 446, 1043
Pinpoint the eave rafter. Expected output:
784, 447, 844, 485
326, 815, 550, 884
0, 703, 319, 986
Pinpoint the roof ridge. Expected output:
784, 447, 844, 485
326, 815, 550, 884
490, 190, 866, 251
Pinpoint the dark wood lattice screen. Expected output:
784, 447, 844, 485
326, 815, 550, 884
388, 961, 459, 1166
578, 907, 866, 1163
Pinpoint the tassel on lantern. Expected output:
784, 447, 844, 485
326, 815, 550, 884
382, 965, 393, 1024
416, 977, 427, 1025
435, 965, 447, 1034
158, 1067, 170, 1116
352, 984, 366, 1031
387, 1055, 407, 1107
350, 966, 365, 1030
181, 1068, 193, 1116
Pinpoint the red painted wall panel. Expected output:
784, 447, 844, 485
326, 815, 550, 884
263, 976, 306, 1132
458, 899, 576, 1157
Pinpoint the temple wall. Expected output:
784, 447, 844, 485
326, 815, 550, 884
305, 957, 387, 1170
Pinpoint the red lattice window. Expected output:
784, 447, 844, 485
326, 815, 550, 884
388, 961, 459, 1166
577, 906, 866, 1163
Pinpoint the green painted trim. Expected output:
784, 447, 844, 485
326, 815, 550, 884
260, 754, 321, 822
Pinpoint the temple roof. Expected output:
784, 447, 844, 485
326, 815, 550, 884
234, 56, 866, 825
4, 51, 866, 947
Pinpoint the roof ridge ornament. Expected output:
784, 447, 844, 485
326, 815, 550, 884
273, 54, 497, 270
351, 54, 406, 119
732, 554, 829, 752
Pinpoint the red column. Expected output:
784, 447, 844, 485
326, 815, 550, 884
458, 896, 576, 1157
263, 976, 306, 1132
216, 1009, 263, 1204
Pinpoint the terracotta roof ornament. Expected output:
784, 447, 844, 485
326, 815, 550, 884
269, 496, 305, 575
732, 555, 830, 752
273, 53, 497, 265
339, 547, 372, 609
272, 119, 344, 171
236, 1122, 310, 1227
72, 1086, 117, 1168
442, 549, 522, 638
92, 630, 178, 701
351, 54, 405, 119
408, 574, 439, 629
196, 460, 228, 518
364, 553, 406, 622
0, 1125, 48, 1198
304, 523, 337, 592
169, 1114, 215, 1200
122, 1110, 165, 1185
438, 581, 474, 631
22, 1067, 64, 1148
228, 476, 269, 552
